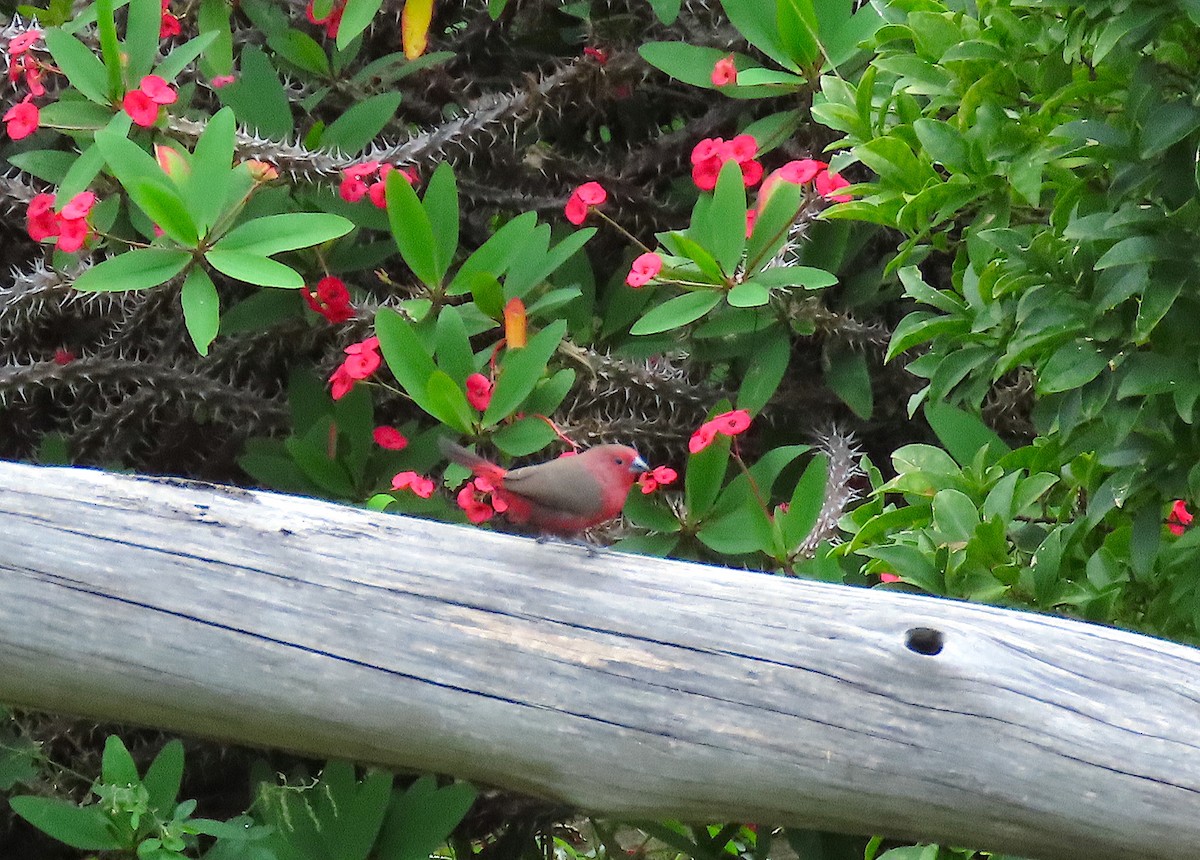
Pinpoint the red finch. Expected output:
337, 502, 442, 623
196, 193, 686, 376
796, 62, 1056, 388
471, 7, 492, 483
440, 439, 648, 536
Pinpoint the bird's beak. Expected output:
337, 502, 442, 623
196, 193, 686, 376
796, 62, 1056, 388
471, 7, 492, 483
631, 455, 649, 474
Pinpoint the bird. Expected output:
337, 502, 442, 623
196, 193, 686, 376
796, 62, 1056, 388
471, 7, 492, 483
439, 438, 648, 537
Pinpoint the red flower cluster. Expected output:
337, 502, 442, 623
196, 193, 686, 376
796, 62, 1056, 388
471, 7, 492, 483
583, 46, 608, 65
638, 465, 678, 494
123, 75, 177, 128
392, 470, 435, 498
339, 161, 417, 208
4, 95, 38, 139
626, 252, 663, 288
711, 55, 737, 86
456, 475, 508, 523
7, 29, 44, 97
689, 408, 752, 454
27, 191, 96, 253
329, 335, 381, 400
303, 275, 355, 323
1168, 500, 1193, 536
374, 426, 408, 450
565, 181, 607, 226
306, 0, 346, 37
465, 373, 494, 411
159, 0, 181, 38
763, 158, 853, 204
690, 135, 762, 191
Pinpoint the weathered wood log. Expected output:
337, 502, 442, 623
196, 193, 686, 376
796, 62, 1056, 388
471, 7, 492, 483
0, 460, 1197, 860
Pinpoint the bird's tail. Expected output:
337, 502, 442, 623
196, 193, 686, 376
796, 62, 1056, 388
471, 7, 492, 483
438, 438, 507, 484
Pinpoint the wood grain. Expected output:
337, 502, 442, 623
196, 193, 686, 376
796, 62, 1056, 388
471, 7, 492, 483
1, 461, 1197, 860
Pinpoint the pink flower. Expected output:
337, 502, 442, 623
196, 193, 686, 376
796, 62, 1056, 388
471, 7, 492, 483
4, 96, 38, 139
465, 372, 494, 411
123, 90, 160, 127
879, 572, 902, 583
625, 252, 662, 288
56, 216, 89, 253
777, 158, 826, 185
711, 55, 737, 86
303, 275, 354, 323
565, 181, 607, 226
583, 46, 608, 65
9, 30, 42, 55
815, 167, 852, 203
688, 409, 753, 454
329, 336, 382, 399
139, 75, 178, 104
689, 135, 762, 191
159, 0, 181, 38
373, 426, 409, 450
210, 74, 236, 88
638, 465, 677, 494
26, 193, 57, 241
52, 347, 75, 365
1168, 500, 1193, 536
329, 365, 355, 400
60, 191, 95, 220
392, 470, 435, 498
456, 480, 495, 523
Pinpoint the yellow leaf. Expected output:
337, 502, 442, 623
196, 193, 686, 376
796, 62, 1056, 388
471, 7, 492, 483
401, 0, 434, 59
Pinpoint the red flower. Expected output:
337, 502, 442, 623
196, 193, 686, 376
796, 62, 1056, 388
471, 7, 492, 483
303, 275, 354, 323
9, 30, 42, 55
638, 465, 677, 494
56, 217, 89, 252
23, 61, 43, 97
583, 46, 608, 65
60, 191, 95, 220
689, 409, 753, 454
465, 372, 494, 411
711, 55, 737, 86
210, 75, 236, 88
878, 572, 902, 583
391, 470, 435, 498
777, 158, 826, 185
159, 0, 182, 38
815, 167, 852, 203
565, 181, 607, 226
140, 75, 178, 104
52, 347, 75, 365
626, 252, 663, 288
26, 193, 57, 241
329, 336, 382, 399
4, 96, 38, 139
123, 90, 160, 127
373, 426, 409, 450
456, 479, 496, 523
1168, 500, 1194, 536
689, 135, 762, 191
306, 0, 346, 38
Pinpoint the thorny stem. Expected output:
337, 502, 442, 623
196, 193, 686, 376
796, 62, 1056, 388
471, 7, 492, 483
592, 207, 653, 254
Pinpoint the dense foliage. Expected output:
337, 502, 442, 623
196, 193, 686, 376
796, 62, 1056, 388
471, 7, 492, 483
2, 0, 1199, 856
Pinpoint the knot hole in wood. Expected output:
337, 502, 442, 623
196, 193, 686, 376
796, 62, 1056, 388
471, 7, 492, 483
905, 627, 944, 656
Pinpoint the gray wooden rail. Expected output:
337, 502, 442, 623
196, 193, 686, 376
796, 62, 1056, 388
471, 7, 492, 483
0, 461, 1198, 860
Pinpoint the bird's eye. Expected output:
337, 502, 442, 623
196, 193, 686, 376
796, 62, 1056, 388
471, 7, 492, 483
614, 456, 625, 465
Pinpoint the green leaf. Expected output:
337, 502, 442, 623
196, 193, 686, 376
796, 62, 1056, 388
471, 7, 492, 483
426, 370, 475, 433
504, 227, 595, 300
913, 118, 970, 172
932, 489, 979, 544
376, 777, 476, 860
1036, 341, 1109, 394
217, 46, 292, 138
776, 0, 820, 67
38, 99, 116, 131
737, 328, 789, 412
697, 497, 774, 555
377, 308, 469, 428
205, 251, 304, 287
386, 168, 439, 286
482, 320, 568, 426
718, 0, 801, 71
60, 139, 109, 201
102, 735, 139, 785
423, 162, 459, 283
44, 30, 110, 104
337, 0, 386, 47
125, 0, 162, 81
686, 431, 731, 520
860, 545, 943, 594
630, 291, 722, 335
181, 268, 220, 355
197, 0, 234, 78
8, 797, 122, 851
73, 248, 192, 292
448, 211, 538, 295
212, 213, 353, 256
780, 454, 829, 549
491, 416, 560, 456
624, 487, 682, 532
747, 181, 802, 269
287, 419, 356, 496
322, 91, 403, 154
130, 178, 199, 245
95, 0, 122, 98
155, 30, 220, 80
703, 160, 748, 274
143, 740, 184, 814
222, 287, 303, 333
315, 763, 394, 860
824, 347, 872, 419
749, 266, 838, 290
184, 106, 235, 236
268, 28, 330, 75
924, 403, 1009, 465
726, 282, 770, 307
8, 150, 79, 184
434, 305, 475, 382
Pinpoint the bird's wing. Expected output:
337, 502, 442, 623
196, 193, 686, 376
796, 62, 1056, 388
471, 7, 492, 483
502, 457, 607, 517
